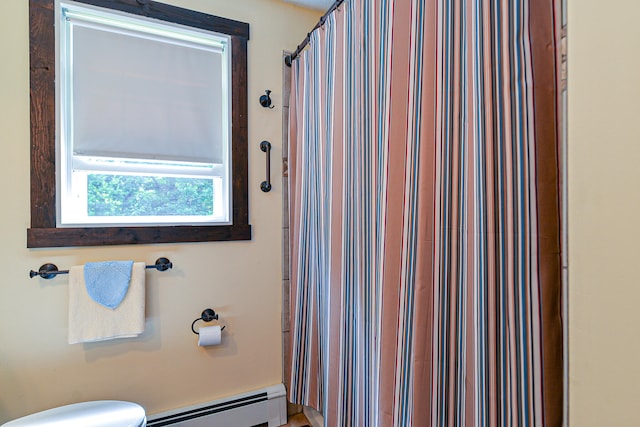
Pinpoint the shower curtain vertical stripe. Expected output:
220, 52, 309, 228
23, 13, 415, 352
288, 0, 562, 425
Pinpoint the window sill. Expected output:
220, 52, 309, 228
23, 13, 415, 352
27, 224, 252, 248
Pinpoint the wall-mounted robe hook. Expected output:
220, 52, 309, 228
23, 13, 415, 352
259, 90, 274, 109
260, 141, 272, 192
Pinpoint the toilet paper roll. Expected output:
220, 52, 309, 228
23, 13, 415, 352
198, 325, 222, 346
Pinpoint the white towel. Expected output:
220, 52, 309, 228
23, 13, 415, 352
68, 262, 145, 344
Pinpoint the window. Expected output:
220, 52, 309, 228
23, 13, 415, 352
28, 0, 251, 247
57, 1, 231, 227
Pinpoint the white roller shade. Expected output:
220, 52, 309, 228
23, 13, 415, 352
67, 13, 228, 164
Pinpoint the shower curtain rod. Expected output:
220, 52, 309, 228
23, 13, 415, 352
284, 0, 345, 67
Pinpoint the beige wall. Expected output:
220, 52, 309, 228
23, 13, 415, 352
568, 0, 640, 425
0, 0, 318, 422
9, 0, 638, 424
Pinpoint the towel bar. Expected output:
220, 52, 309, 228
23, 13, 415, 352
29, 257, 173, 279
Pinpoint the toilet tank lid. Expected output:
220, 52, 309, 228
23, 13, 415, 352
2, 400, 146, 427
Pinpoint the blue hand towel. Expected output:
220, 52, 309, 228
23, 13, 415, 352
84, 261, 134, 309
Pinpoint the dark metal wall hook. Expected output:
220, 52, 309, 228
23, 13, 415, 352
259, 90, 274, 109
260, 141, 272, 192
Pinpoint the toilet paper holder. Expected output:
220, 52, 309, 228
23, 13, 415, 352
191, 308, 226, 334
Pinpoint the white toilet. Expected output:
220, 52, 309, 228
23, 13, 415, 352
1, 401, 146, 427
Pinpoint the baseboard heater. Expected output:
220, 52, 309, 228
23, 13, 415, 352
146, 383, 287, 427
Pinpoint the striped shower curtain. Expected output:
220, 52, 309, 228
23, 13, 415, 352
288, 0, 562, 426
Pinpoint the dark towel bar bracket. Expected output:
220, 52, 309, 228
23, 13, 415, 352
29, 257, 173, 279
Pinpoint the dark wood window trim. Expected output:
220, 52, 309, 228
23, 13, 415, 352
28, 0, 251, 248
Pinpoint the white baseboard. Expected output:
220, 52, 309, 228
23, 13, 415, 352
147, 384, 287, 427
